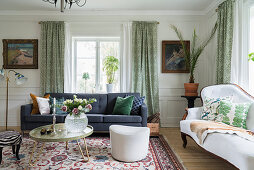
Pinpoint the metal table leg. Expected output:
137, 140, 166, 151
29, 141, 45, 166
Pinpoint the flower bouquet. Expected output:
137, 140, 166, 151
63, 95, 96, 132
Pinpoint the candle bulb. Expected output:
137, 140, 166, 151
52, 97, 56, 134
53, 98, 56, 115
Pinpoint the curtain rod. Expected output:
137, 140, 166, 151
38, 21, 160, 24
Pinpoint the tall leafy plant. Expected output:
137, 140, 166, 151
171, 23, 218, 83
248, 53, 254, 61
103, 56, 119, 84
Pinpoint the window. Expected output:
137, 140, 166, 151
73, 37, 120, 93
249, 6, 254, 95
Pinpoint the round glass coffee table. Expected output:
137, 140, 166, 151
29, 123, 93, 166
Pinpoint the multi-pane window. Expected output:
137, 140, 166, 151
249, 6, 254, 95
73, 38, 120, 93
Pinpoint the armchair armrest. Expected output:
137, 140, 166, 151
140, 103, 148, 127
182, 107, 203, 120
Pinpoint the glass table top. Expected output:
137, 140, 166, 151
29, 123, 93, 142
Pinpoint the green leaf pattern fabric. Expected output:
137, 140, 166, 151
40, 21, 65, 95
216, 0, 235, 84
216, 101, 251, 129
131, 21, 160, 116
201, 96, 232, 121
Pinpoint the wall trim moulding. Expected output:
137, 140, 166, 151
0, 10, 207, 16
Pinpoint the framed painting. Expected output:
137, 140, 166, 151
3, 39, 38, 69
162, 41, 190, 73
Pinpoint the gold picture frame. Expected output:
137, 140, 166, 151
3, 39, 38, 69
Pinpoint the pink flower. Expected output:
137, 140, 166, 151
86, 104, 92, 110
72, 108, 79, 115
62, 106, 67, 112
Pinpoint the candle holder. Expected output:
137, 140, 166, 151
52, 98, 56, 134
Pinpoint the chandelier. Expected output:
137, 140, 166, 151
43, 0, 87, 12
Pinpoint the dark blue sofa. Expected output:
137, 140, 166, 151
21, 93, 148, 132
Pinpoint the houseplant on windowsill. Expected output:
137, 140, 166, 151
82, 72, 90, 93
62, 95, 96, 132
248, 53, 254, 61
171, 23, 218, 96
103, 56, 119, 93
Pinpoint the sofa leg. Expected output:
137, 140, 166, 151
181, 132, 187, 148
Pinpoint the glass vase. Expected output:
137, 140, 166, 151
65, 112, 88, 133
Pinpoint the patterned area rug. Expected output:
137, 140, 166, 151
0, 135, 184, 170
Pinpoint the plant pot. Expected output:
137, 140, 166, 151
65, 113, 88, 133
106, 84, 113, 93
184, 83, 199, 96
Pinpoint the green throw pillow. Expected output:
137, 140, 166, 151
216, 101, 251, 129
201, 96, 232, 121
112, 96, 134, 115
49, 97, 67, 115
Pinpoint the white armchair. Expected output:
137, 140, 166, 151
180, 84, 254, 170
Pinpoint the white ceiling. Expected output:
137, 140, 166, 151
0, 0, 219, 12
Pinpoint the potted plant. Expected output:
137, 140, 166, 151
82, 72, 90, 93
171, 23, 218, 96
248, 53, 254, 61
103, 56, 119, 93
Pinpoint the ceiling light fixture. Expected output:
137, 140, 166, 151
43, 0, 87, 12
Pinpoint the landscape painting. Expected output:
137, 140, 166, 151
162, 41, 190, 73
3, 39, 38, 69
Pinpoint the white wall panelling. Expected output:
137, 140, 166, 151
0, 12, 215, 127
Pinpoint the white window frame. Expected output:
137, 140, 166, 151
73, 37, 121, 93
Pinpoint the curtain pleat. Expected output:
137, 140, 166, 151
216, 0, 235, 84
131, 21, 160, 116
40, 21, 65, 95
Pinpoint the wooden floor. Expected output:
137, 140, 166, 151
160, 128, 237, 170
0, 126, 237, 170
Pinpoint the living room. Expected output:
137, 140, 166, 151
0, 0, 254, 169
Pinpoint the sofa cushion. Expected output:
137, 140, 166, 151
86, 114, 104, 123
201, 96, 232, 121
126, 95, 145, 115
216, 101, 251, 129
24, 114, 66, 123
30, 93, 50, 114
107, 93, 140, 114
112, 96, 134, 115
46, 93, 108, 114
103, 115, 142, 123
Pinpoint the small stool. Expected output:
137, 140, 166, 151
0, 131, 22, 164
109, 125, 150, 162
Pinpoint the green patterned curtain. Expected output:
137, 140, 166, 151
216, 0, 235, 84
132, 21, 160, 116
40, 21, 65, 95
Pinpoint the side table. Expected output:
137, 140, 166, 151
181, 96, 200, 108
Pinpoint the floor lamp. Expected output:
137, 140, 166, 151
0, 67, 28, 131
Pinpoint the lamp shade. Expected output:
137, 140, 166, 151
15, 73, 28, 85
0, 68, 4, 82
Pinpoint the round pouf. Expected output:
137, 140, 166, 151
109, 125, 150, 162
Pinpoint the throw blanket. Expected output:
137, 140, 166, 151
190, 121, 254, 144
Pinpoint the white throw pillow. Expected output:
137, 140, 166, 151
201, 96, 232, 121
36, 97, 50, 115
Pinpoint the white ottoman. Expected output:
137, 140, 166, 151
109, 125, 150, 162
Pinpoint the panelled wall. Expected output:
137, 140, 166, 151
0, 13, 215, 127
